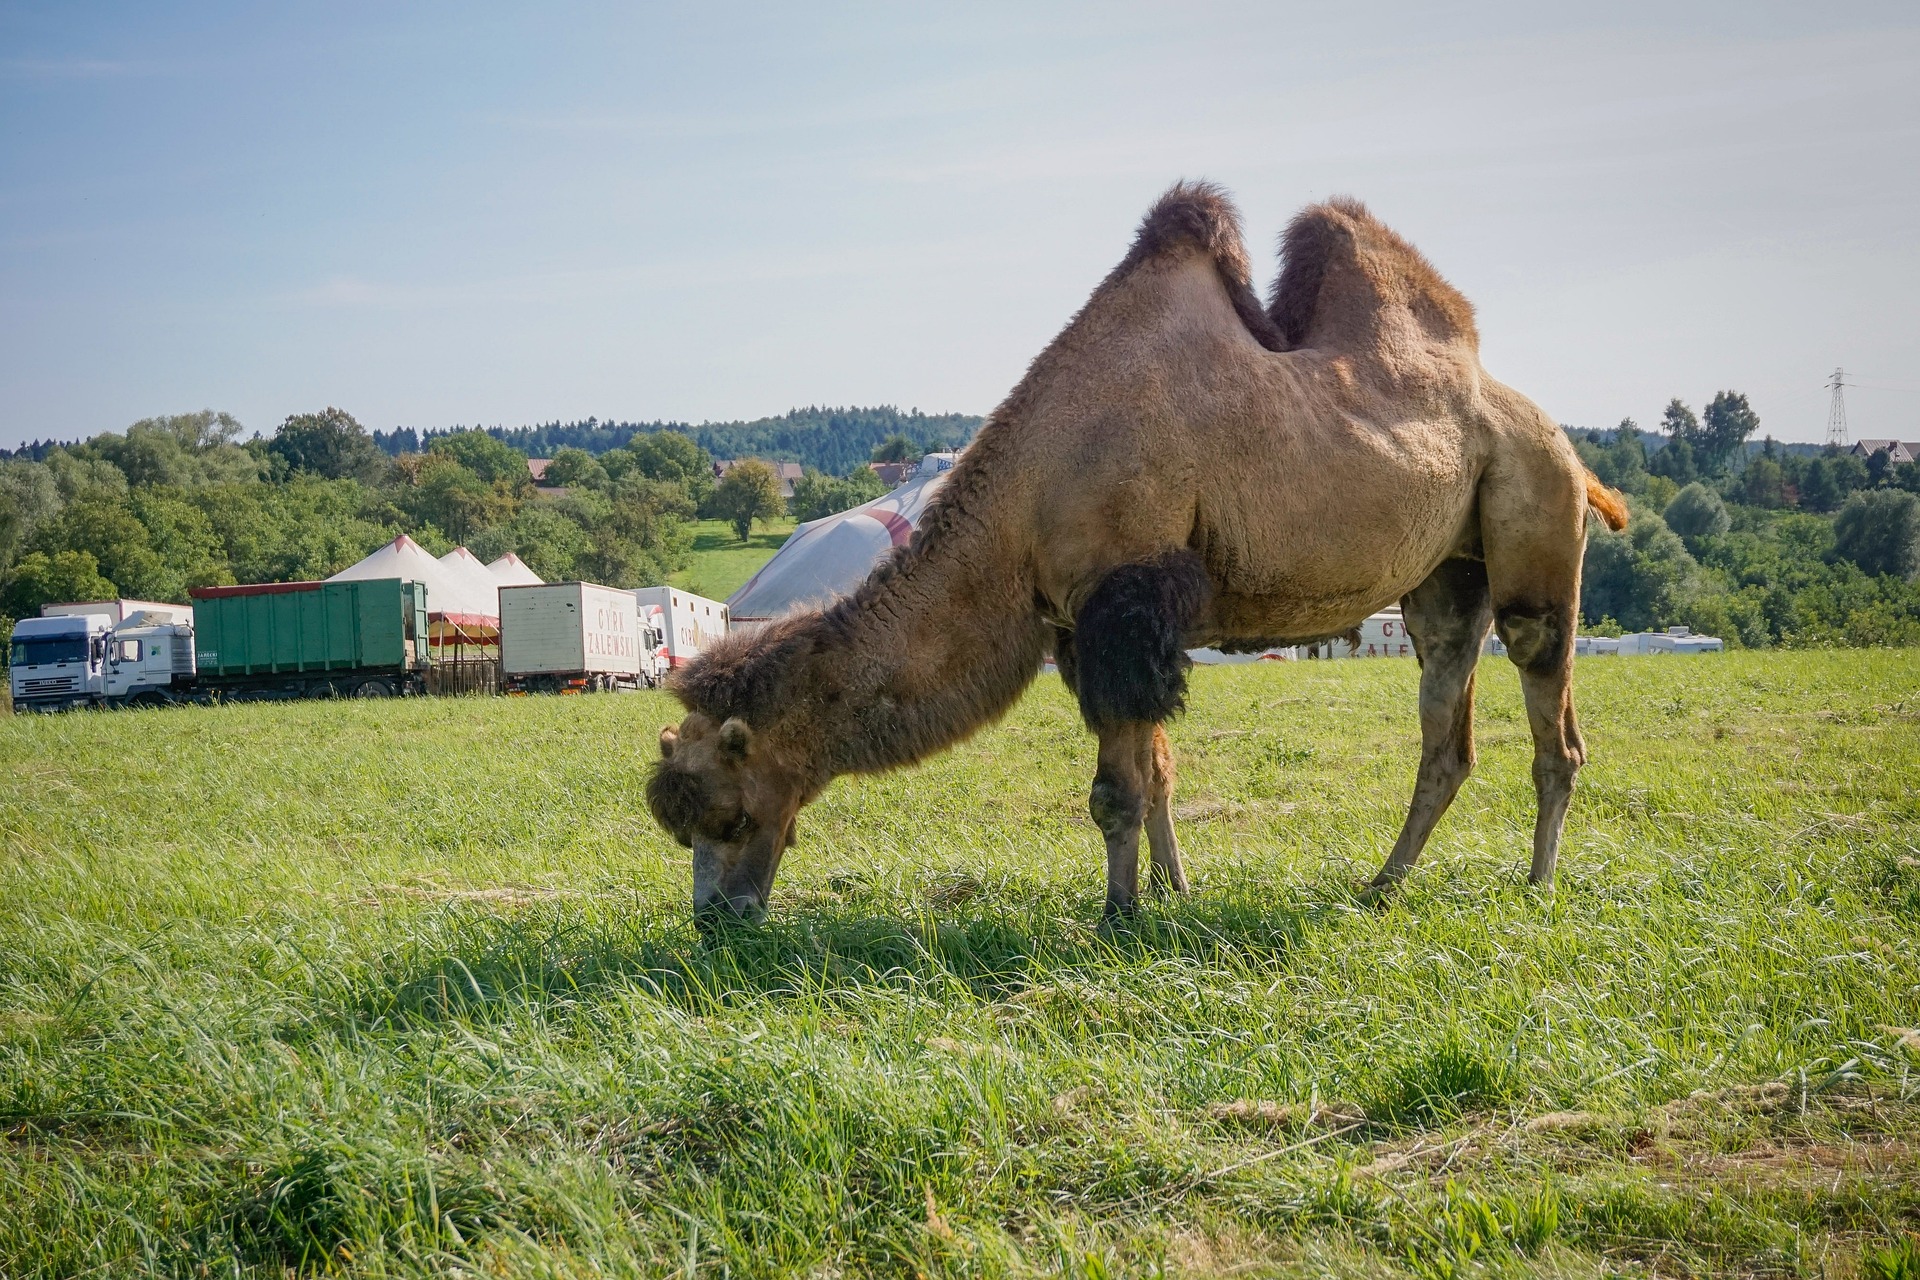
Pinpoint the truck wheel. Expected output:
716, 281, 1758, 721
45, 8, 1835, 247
353, 678, 395, 698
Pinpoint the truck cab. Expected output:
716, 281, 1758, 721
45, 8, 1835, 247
101, 616, 197, 705
8, 613, 112, 711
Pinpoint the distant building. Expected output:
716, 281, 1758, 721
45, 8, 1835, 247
916, 451, 960, 478
713, 459, 805, 499
868, 461, 916, 487
527, 457, 553, 483
1850, 439, 1920, 465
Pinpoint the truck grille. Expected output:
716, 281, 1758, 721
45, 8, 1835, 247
19, 676, 80, 696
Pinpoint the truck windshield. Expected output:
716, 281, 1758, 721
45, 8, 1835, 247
10, 635, 88, 667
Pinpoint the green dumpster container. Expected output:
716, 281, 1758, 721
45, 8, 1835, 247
187, 578, 429, 697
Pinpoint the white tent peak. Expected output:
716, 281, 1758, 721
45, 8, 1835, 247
485, 553, 545, 586
327, 536, 497, 624
437, 546, 507, 618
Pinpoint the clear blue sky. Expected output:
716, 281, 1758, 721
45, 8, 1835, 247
3, 1, 1917, 449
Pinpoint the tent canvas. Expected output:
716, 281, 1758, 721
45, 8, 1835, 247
485, 553, 545, 587
728, 472, 948, 629
439, 546, 509, 617
327, 535, 499, 640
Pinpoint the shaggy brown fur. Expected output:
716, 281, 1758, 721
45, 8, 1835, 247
652, 181, 1628, 923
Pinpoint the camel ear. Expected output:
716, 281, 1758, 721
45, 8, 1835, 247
718, 717, 754, 760
658, 726, 679, 759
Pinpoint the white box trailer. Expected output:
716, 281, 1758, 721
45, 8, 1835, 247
42, 598, 193, 626
500, 582, 645, 693
633, 586, 729, 676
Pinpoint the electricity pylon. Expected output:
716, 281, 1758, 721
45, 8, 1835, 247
1824, 367, 1849, 447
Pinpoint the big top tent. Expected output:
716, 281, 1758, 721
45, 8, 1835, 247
327, 535, 499, 643
727, 472, 948, 631
485, 553, 545, 587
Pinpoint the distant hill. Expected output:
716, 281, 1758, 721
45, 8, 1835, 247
371, 405, 985, 475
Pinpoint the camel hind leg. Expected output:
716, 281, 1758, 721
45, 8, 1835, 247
1481, 455, 1591, 892
1369, 557, 1493, 892
1145, 725, 1189, 894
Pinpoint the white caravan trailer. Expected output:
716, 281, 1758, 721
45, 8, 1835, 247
633, 586, 729, 676
500, 581, 645, 693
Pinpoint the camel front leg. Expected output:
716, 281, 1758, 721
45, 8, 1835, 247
1145, 724, 1189, 895
1090, 722, 1157, 920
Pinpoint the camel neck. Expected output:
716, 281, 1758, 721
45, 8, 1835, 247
774, 477, 1050, 781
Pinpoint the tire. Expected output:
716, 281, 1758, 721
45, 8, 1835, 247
353, 678, 395, 699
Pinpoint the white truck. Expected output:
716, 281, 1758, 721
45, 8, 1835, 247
9, 607, 197, 712
632, 586, 728, 680
500, 581, 651, 693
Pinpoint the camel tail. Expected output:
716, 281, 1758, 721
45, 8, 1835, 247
1585, 471, 1629, 531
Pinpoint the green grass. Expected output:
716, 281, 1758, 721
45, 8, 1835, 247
668, 517, 796, 601
2, 652, 1918, 1277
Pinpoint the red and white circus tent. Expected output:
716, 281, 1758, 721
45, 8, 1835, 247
727, 472, 947, 631
327, 536, 501, 647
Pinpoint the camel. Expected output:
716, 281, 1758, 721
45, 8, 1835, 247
648, 182, 1629, 924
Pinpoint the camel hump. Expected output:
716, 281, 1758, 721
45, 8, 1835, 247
1113, 181, 1286, 352
1268, 197, 1478, 354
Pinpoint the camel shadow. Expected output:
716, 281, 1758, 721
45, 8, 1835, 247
332, 888, 1346, 1032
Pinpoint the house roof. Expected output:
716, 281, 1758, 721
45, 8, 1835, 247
526, 457, 552, 482
1850, 439, 1920, 464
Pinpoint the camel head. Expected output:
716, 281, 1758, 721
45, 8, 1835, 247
647, 713, 803, 928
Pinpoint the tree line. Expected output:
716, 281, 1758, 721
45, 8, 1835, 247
1571, 393, 1920, 646
0, 408, 915, 637
8, 392, 1917, 650
368, 405, 982, 476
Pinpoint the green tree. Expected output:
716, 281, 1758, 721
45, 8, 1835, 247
85, 411, 262, 489
1, 549, 116, 620
791, 465, 886, 521
1581, 507, 1702, 632
268, 408, 387, 482
130, 487, 232, 593
1741, 455, 1789, 509
575, 481, 691, 587
541, 447, 608, 489
1800, 457, 1843, 513
31, 496, 170, 600
42, 448, 129, 500
626, 431, 713, 486
1660, 398, 1699, 439
1648, 437, 1697, 486
1699, 391, 1760, 475
712, 459, 785, 541
1864, 447, 1894, 490
467, 505, 594, 584
429, 430, 530, 488
1832, 490, 1920, 580
398, 454, 515, 544
870, 434, 917, 464
1663, 482, 1730, 544
0, 460, 62, 574
195, 478, 396, 584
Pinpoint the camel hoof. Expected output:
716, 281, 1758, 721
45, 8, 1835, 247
1356, 880, 1398, 910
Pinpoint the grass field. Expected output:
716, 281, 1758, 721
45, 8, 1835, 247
669, 517, 798, 602
3, 652, 1918, 1277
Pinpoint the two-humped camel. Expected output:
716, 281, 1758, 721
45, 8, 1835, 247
649, 182, 1629, 924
